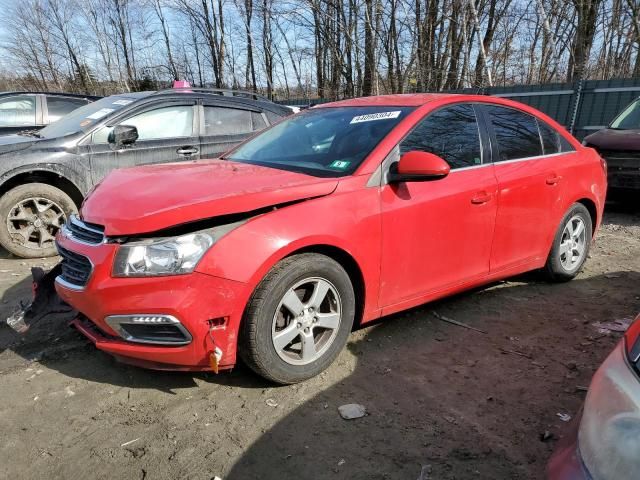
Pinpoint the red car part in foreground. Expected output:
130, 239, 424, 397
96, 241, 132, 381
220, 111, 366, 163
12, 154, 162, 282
54, 94, 607, 384
547, 313, 640, 480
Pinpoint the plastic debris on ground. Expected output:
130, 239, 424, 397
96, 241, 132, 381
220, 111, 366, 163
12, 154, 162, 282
338, 403, 366, 420
593, 317, 634, 334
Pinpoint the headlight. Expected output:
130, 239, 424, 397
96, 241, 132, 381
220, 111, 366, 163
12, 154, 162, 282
578, 341, 640, 479
113, 231, 214, 277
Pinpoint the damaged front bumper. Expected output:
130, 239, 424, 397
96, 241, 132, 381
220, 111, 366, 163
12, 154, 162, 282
54, 234, 249, 371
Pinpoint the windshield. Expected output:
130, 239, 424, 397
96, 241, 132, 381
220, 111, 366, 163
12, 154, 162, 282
610, 99, 640, 130
39, 95, 139, 138
227, 106, 414, 176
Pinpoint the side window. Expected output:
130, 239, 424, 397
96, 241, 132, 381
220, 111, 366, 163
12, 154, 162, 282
0, 95, 36, 127
264, 110, 284, 125
203, 107, 256, 136
537, 120, 561, 155
46, 96, 88, 122
485, 106, 543, 161
93, 105, 194, 143
400, 104, 482, 169
252, 111, 267, 131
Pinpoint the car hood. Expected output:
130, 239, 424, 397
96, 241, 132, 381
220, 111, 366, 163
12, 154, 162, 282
584, 128, 640, 151
0, 134, 37, 154
81, 159, 339, 236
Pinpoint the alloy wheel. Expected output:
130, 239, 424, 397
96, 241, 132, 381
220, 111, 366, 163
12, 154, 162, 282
6, 197, 66, 251
271, 277, 342, 365
558, 214, 587, 271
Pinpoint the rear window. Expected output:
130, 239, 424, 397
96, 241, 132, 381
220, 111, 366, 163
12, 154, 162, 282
204, 107, 267, 135
486, 105, 543, 161
46, 96, 88, 122
538, 120, 561, 155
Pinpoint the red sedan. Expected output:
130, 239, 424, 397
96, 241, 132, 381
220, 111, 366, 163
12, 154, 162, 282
54, 94, 607, 384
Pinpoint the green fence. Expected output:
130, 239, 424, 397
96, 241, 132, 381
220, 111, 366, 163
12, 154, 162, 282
278, 78, 640, 140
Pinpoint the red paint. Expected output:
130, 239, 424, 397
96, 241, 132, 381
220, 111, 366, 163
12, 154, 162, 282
396, 151, 451, 177
56, 94, 607, 371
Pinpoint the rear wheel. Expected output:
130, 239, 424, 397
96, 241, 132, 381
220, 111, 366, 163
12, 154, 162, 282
240, 253, 355, 384
544, 203, 592, 282
0, 183, 77, 258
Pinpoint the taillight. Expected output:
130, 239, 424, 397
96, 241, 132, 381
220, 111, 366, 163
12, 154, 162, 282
624, 313, 640, 362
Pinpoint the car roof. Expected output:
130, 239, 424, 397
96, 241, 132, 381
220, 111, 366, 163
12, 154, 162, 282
141, 89, 291, 115
0, 91, 102, 100
320, 93, 459, 107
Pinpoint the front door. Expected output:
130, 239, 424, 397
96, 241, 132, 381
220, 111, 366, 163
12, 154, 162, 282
0, 94, 41, 135
379, 103, 498, 308
88, 101, 199, 185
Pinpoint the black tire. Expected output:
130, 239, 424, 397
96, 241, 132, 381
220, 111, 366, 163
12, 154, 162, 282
240, 253, 355, 384
543, 203, 592, 282
0, 183, 77, 258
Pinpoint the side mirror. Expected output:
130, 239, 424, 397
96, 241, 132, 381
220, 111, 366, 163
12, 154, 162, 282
388, 151, 450, 183
108, 125, 138, 148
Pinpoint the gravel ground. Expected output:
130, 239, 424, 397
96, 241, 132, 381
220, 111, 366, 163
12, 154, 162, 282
0, 202, 638, 480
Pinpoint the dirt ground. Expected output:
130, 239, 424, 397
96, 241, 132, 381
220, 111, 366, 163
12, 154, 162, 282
0, 202, 638, 480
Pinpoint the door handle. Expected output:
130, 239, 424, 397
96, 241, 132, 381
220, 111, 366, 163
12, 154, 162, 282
471, 192, 492, 204
177, 146, 198, 156
546, 174, 562, 185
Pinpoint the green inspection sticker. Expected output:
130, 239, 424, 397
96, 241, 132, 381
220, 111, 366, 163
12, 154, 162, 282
329, 160, 351, 170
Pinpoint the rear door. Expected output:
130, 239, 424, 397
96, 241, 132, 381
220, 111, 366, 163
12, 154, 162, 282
87, 100, 199, 184
199, 103, 269, 158
481, 104, 568, 272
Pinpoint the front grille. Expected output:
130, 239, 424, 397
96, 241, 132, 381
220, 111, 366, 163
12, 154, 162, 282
64, 216, 105, 244
57, 244, 92, 287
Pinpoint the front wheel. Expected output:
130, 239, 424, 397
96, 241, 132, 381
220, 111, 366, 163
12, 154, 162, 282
0, 183, 77, 258
240, 253, 355, 384
543, 203, 592, 282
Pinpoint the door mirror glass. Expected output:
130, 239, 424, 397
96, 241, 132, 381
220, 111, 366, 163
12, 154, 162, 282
390, 151, 450, 182
108, 125, 138, 147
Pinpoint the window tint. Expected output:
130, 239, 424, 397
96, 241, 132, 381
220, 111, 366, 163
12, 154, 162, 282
204, 107, 262, 136
0, 95, 36, 127
252, 111, 267, 130
538, 120, 561, 155
46, 96, 88, 122
264, 110, 284, 124
610, 99, 640, 129
400, 104, 482, 169
486, 106, 543, 161
93, 105, 193, 143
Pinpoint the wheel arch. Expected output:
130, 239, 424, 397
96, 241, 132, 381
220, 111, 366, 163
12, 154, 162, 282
0, 170, 85, 208
282, 244, 366, 328
575, 197, 598, 234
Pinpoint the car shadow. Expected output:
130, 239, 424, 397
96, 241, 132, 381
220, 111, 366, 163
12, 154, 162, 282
222, 270, 639, 479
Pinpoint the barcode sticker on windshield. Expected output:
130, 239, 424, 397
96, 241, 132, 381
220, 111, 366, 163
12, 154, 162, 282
86, 108, 115, 120
350, 111, 401, 124
112, 99, 133, 106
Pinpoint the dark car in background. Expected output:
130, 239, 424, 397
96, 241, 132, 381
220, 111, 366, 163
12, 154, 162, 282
583, 97, 640, 198
0, 91, 99, 135
548, 312, 640, 480
0, 88, 291, 258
